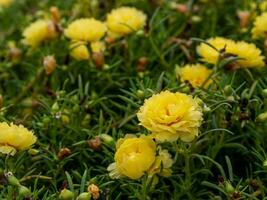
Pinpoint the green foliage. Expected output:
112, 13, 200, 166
1, 0, 267, 199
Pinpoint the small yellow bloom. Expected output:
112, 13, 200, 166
197, 37, 235, 64
65, 18, 106, 42
0, 0, 12, 7
137, 91, 203, 142
91, 41, 106, 53
252, 12, 267, 39
107, 7, 147, 38
0, 122, 37, 156
70, 41, 90, 60
148, 148, 173, 177
229, 41, 265, 68
197, 37, 265, 68
22, 20, 57, 47
177, 64, 212, 88
109, 135, 156, 180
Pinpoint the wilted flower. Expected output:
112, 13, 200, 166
237, 10, 250, 28
106, 7, 147, 38
65, 18, 106, 42
43, 55, 56, 75
22, 20, 57, 47
0, 122, 37, 155
57, 147, 71, 160
252, 12, 267, 39
108, 135, 156, 180
88, 184, 100, 200
197, 37, 265, 68
177, 64, 213, 88
137, 91, 203, 142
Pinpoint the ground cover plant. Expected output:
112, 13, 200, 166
1, 0, 267, 199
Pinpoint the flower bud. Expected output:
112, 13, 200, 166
225, 181, 235, 194
6, 172, 20, 186
88, 184, 100, 200
262, 89, 267, 98
136, 90, 144, 99
59, 189, 74, 200
77, 192, 91, 200
43, 55, 56, 75
18, 185, 31, 198
82, 114, 91, 126
61, 114, 70, 124
256, 112, 267, 122
88, 137, 102, 151
263, 160, 267, 168
224, 85, 233, 96
28, 148, 39, 156
99, 134, 114, 145
57, 148, 72, 160
51, 102, 60, 112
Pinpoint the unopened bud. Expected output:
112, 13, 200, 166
18, 185, 31, 198
88, 184, 100, 200
51, 102, 59, 112
99, 134, 114, 145
57, 148, 72, 160
256, 112, 267, 122
61, 114, 70, 124
88, 137, 102, 151
59, 189, 74, 200
77, 192, 91, 200
136, 90, 144, 98
224, 85, 233, 96
262, 89, 267, 98
225, 181, 235, 194
28, 148, 39, 156
43, 55, 56, 75
6, 172, 20, 186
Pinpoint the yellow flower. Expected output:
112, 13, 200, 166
22, 20, 57, 47
197, 37, 265, 68
177, 64, 212, 88
197, 37, 235, 64
0, 122, 37, 156
70, 41, 90, 60
107, 7, 147, 38
65, 18, 106, 42
91, 41, 106, 53
229, 41, 265, 68
0, 0, 12, 7
252, 12, 267, 39
148, 148, 173, 177
108, 135, 156, 180
137, 91, 203, 142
